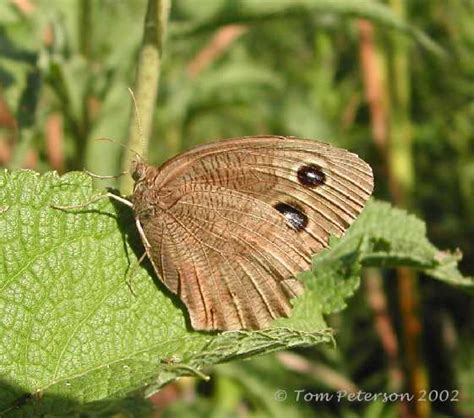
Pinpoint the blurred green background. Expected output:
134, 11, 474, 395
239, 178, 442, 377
1, 0, 473, 417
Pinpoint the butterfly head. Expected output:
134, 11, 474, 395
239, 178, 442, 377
130, 157, 163, 215
130, 157, 154, 198
131, 156, 147, 183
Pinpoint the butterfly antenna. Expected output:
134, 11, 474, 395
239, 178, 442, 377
84, 137, 137, 180
95, 137, 142, 158
128, 87, 145, 162
83, 169, 129, 179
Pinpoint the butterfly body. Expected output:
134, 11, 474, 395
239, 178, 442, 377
131, 136, 373, 331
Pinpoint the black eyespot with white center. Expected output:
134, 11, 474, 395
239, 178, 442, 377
274, 202, 308, 232
297, 164, 326, 187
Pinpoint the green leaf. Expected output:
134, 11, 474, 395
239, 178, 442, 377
0, 171, 471, 415
171, 0, 444, 56
350, 200, 474, 288
0, 170, 331, 416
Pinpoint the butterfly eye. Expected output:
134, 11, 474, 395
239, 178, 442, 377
131, 164, 145, 182
274, 202, 308, 232
297, 164, 326, 187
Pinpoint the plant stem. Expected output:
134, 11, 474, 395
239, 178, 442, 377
388, 1, 429, 417
358, 19, 408, 417
78, 0, 92, 58
120, 0, 170, 195
9, 70, 41, 169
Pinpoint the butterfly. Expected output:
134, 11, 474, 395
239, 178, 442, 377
128, 135, 373, 331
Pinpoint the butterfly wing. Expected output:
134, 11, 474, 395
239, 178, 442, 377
136, 136, 373, 330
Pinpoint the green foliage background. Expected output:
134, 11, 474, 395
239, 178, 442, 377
0, 0, 473, 417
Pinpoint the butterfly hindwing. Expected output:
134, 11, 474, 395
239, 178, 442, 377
132, 136, 374, 330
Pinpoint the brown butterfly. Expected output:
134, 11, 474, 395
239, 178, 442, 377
127, 135, 373, 331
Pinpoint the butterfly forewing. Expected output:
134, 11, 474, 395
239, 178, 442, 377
132, 136, 373, 331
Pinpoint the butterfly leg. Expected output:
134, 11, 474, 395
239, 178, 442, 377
135, 217, 152, 249
123, 218, 152, 297
125, 251, 148, 298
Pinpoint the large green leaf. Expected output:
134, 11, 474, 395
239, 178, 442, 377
0, 170, 471, 416
0, 170, 330, 417
172, 0, 444, 56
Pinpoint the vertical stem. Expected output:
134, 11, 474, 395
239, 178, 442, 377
358, 19, 408, 418
358, 20, 388, 156
45, 112, 64, 172
9, 70, 41, 169
78, 0, 92, 58
79, 0, 92, 171
120, 0, 171, 194
389, 0, 414, 205
364, 270, 403, 391
388, 1, 429, 417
